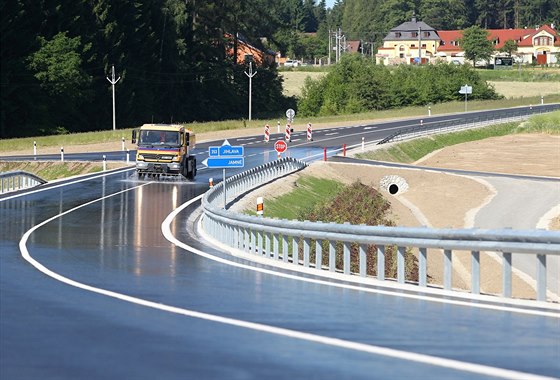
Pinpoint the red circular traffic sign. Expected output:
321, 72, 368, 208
274, 140, 288, 153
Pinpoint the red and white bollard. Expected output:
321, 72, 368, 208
323, 147, 327, 161
264, 124, 270, 142
307, 123, 313, 141
285, 124, 291, 142
343, 144, 347, 157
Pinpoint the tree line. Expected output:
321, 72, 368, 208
1, 0, 556, 138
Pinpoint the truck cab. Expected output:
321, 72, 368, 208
132, 124, 197, 179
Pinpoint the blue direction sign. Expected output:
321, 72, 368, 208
206, 157, 245, 168
205, 139, 245, 168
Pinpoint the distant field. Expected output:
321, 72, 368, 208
280, 71, 327, 97
490, 81, 559, 98
280, 71, 560, 98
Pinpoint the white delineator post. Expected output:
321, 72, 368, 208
103, 155, 107, 171
33, 141, 37, 157
264, 124, 270, 142
121, 137, 125, 151
277, 120, 280, 133
60, 147, 64, 162
307, 123, 312, 141
361, 137, 365, 152
256, 196, 264, 216
126, 148, 130, 164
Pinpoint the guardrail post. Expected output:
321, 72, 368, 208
502, 252, 512, 298
471, 251, 480, 294
292, 237, 299, 265
251, 229, 257, 254
315, 240, 323, 270
272, 234, 279, 260
419, 248, 427, 287
282, 235, 289, 262
343, 242, 350, 275
377, 246, 385, 281
537, 254, 547, 301
359, 245, 366, 277
444, 249, 452, 291
329, 240, 336, 272
397, 246, 405, 283
265, 232, 271, 258
303, 238, 310, 267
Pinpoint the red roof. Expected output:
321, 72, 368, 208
518, 25, 560, 47
437, 30, 463, 52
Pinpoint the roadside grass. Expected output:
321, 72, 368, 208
0, 161, 106, 181
356, 111, 560, 163
2, 94, 558, 154
246, 176, 343, 219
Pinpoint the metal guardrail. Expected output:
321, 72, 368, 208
202, 158, 560, 302
0, 171, 47, 194
378, 104, 560, 145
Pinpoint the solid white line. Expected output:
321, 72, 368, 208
16, 183, 556, 379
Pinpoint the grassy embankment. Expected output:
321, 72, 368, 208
246, 177, 417, 279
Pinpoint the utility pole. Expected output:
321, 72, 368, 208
106, 65, 120, 130
418, 27, 422, 65
244, 59, 257, 121
328, 29, 331, 65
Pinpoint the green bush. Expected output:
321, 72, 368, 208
298, 55, 502, 116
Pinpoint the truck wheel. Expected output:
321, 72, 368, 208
186, 156, 196, 180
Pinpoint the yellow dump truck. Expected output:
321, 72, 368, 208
132, 124, 197, 179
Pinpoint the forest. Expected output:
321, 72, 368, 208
1, 0, 558, 138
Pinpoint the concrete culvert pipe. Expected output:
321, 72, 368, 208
380, 175, 408, 195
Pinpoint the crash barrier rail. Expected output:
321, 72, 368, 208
0, 171, 46, 194
378, 103, 560, 145
202, 158, 560, 302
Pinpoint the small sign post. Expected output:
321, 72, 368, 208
459, 84, 472, 112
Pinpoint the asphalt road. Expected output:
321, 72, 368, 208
1, 106, 559, 379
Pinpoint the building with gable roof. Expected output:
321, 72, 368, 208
517, 24, 560, 64
376, 16, 559, 66
376, 14, 440, 65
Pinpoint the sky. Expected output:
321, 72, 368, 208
325, 0, 336, 9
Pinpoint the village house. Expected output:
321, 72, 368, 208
376, 16, 560, 66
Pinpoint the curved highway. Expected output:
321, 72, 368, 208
1, 106, 559, 379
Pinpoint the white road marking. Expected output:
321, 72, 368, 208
325, 132, 339, 136
15, 182, 557, 380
